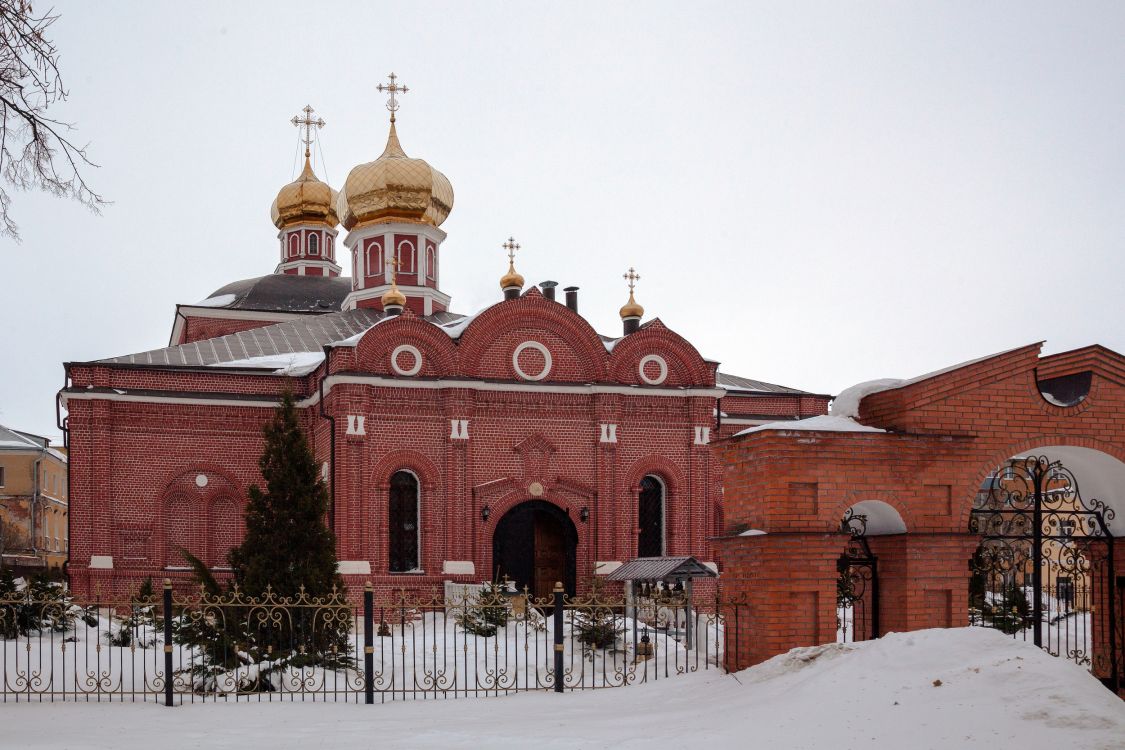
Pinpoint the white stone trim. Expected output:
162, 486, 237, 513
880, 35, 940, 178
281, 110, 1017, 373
346, 415, 366, 436
195, 473, 208, 488
449, 419, 469, 440
639, 354, 669, 385
512, 341, 552, 381
693, 426, 711, 445
391, 345, 423, 376
337, 560, 371, 575
89, 555, 114, 570
441, 560, 475, 575
61, 377, 727, 410
599, 423, 618, 443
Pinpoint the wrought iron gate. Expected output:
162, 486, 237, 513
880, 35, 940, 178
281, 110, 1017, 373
969, 455, 1121, 691
837, 509, 879, 643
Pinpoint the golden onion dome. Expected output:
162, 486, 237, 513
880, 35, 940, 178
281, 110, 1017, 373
381, 282, 407, 309
500, 260, 525, 291
270, 157, 339, 229
619, 291, 644, 320
338, 122, 454, 230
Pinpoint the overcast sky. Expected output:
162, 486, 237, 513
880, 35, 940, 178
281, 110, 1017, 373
2, 1, 1123, 438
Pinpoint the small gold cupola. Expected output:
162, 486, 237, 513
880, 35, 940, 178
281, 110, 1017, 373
382, 253, 407, 314
619, 267, 644, 334
271, 106, 339, 229
500, 236, 525, 299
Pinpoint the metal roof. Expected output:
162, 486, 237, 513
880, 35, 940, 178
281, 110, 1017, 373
606, 556, 716, 581
717, 372, 821, 396
196, 274, 353, 313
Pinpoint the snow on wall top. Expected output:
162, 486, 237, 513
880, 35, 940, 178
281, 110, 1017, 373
735, 414, 886, 436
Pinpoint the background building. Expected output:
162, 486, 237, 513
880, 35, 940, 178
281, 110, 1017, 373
0, 424, 68, 574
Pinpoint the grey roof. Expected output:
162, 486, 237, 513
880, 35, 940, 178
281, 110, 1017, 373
717, 372, 820, 396
194, 274, 354, 313
96, 309, 466, 368
0, 424, 46, 450
606, 556, 716, 581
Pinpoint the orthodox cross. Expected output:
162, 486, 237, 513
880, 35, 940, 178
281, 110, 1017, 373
503, 236, 521, 265
624, 267, 641, 293
291, 105, 325, 159
377, 72, 409, 123
386, 252, 403, 285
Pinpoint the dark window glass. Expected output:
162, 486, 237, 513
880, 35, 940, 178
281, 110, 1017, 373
389, 471, 419, 572
308, 233, 319, 256
638, 475, 664, 557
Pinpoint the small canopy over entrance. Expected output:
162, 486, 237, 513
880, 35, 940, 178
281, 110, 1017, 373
607, 556, 716, 583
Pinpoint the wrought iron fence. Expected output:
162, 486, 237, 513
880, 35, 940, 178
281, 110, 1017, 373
0, 579, 748, 705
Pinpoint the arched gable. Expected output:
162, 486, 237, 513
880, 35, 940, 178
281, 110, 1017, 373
608, 318, 715, 387
456, 292, 609, 382
156, 466, 243, 567
354, 312, 458, 378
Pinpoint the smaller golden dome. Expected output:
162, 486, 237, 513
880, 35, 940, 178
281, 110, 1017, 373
271, 157, 339, 229
381, 282, 407, 309
500, 261, 525, 291
619, 291, 644, 320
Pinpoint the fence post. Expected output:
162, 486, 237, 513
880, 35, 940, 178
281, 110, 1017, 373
364, 581, 374, 705
553, 581, 564, 693
162, 579, 174, 707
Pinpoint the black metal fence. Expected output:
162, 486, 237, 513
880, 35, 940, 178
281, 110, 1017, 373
0, 579, 747, 704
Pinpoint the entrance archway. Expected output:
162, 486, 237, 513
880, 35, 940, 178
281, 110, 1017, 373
491, 500, 578, 599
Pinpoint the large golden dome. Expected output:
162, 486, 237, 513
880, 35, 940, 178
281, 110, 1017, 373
337, 122, 454, 230
271, 157, 339, 229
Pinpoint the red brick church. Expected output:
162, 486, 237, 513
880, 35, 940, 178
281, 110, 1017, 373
60, 85, 828, 599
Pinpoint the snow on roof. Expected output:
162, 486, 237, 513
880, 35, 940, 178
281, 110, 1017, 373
717, 372, 819, 395
206, 352, 326, 376
735, 414, 887, 436
436, 311, 480, 338
192, 293, 236, 308
830, 345, 1034, 418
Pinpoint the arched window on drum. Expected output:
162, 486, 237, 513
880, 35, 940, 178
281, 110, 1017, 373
307, 232, 319, 257
638, 475, 665, 557
388, 470, 420, 572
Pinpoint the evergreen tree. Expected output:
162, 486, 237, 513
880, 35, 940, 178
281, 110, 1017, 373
228, 390, 343, 601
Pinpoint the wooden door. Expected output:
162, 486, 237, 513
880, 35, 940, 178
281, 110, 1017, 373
533, 511, 566, 598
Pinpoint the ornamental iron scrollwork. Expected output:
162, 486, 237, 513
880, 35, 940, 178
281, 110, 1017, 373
837, 509, 879, 643
969, 455, 1120, 692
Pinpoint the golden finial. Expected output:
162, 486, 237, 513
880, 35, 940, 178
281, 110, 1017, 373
291, 105, 325, 160
500, 236, 525, 292
376, 72, 409, 124
619, 266, 644, 320
382, 252, 407, 308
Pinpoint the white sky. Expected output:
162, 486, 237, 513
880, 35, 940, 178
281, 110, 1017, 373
2, 1, 1123, 438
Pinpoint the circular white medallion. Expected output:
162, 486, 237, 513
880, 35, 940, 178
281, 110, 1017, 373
638, 354, 669, 385
391, 344, 423, 376
528, 481, 544, 497
195, 474, 208, 488
512, 341, 552, 381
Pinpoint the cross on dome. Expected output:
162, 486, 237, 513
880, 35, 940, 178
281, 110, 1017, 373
377, 72, 410, 123
500, 236, 525, 294
624, 267, 641, 293
503, 236, 521, 264
291, 105, 325, 159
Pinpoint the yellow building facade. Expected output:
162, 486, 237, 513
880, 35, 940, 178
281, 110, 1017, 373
0, 425, 68, 573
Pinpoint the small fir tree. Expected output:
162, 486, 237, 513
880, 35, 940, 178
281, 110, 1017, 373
456, 581, 511, 637
571, 577, 622, 650
106, 577, 158, 648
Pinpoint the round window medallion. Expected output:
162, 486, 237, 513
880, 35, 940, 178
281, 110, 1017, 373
195, 474, 208, 488
391, 344, 423, 377
528, 481, 544, 497
512, 341, 552, 381
639, 354, 669, 385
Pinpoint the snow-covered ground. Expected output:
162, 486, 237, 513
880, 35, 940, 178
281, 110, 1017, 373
3, 628, 1122, 750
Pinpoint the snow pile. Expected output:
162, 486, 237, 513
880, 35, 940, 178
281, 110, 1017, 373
735, 414, 887, 436
6, 628, 1123, 749
830, 377, 904, 417
207, 352, 325, 376
191, 293, 237, 308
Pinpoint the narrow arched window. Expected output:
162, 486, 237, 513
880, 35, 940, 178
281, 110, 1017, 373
426, 246, 436, 281
389, 470, 420, 572
307, 233, 319, 256
638, 475, 665, 557
398, 241, 416, 274
289, 234, 300, 258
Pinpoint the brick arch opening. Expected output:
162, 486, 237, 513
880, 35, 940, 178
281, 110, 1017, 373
491, 499, 578, 599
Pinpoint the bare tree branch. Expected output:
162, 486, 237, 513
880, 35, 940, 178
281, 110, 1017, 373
0, 1, 106, 241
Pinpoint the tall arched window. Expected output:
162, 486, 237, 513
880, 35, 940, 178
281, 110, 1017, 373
307, 233, 319, 256
638, 475, 665, 557
389, 470, 420, 572
426, 246, 436, 281
366, 240, 383, 278
397, 241, 416, 274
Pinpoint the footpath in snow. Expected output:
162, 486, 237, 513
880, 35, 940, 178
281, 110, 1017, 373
4, 628, 1124, 750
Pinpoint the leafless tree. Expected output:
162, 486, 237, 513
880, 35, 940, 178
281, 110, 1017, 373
0, 1, 105, 240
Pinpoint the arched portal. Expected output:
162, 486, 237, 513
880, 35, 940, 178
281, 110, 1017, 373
491, 500, 578, 599
969, 449, 1122, 689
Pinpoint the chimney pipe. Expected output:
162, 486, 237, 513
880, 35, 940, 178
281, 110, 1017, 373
539, 281, 558, 301
623, 318, 640, 335
563, 286, 579, 312
503, 287, 520, 301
